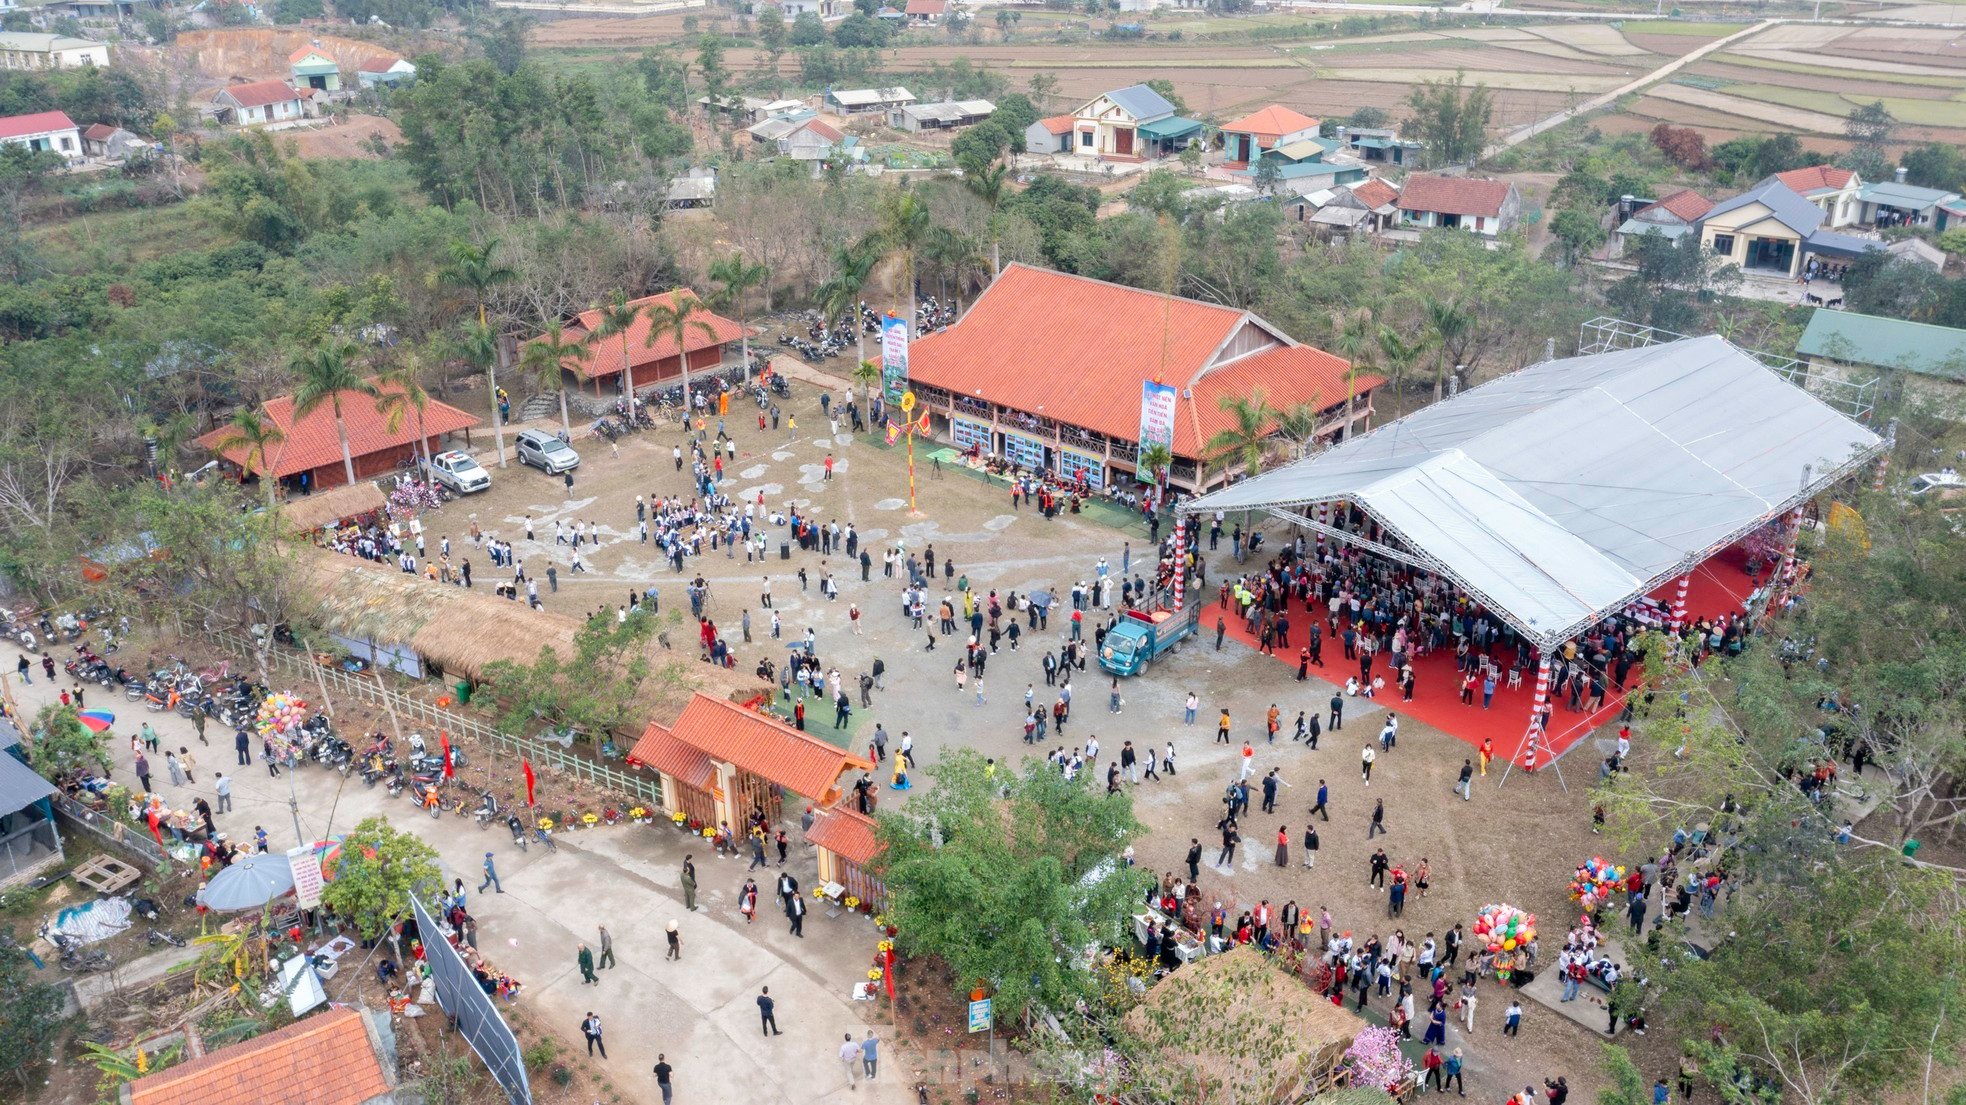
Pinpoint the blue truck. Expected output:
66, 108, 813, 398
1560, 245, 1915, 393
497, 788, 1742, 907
1099, 603, 1201, 677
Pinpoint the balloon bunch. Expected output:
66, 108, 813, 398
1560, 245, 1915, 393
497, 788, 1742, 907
1473, 903, 1537, 953
1569, 856, 1626, 914
254, 691, 309, 735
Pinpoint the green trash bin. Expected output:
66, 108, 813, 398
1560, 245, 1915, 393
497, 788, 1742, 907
454, 680, 472, 705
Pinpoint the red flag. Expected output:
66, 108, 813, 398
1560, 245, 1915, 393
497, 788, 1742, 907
916, 411, 931, 435
522, 759, 536, 807
883, 946, 896, 1000
440, 732, 454, 779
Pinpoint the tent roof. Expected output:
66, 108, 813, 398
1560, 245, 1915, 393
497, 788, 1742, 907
1186, 336, 1883, 647
0, 751, 56, 816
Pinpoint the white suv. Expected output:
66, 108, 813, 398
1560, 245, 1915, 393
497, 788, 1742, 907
424, 450, 491, 494
516, 429, 581, 474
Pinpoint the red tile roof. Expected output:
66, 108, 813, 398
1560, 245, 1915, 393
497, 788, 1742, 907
557, 290, 743, 381
1192, 347, 1381, 449
908, 264, 1365, 459
1774, 165, 1854, 196
628, 722, 717, 790
196, 377, 481, 479
796, 119, 845, 143
904, 0, 947, 12
1637, 187, 1713, 223
125, 1007, 392, 1105
807, 806, 882, 865
288, 46, 335, 65
356, 55, 406, 73
669, 693, 871, 802
1396, 174, 1514, 218
220, 79, 302, 110
0, 110, 77, 140
1350, 178, 1398, 210
1219, 104, 1318, 143
1035, 114, 1074, 135
82, 123, 118, 142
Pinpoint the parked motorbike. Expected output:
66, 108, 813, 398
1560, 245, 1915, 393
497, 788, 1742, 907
507, 812, 529, 851
474, 791, 500, 829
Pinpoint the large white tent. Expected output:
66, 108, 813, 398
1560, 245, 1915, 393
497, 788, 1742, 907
1185, 335, 1884, 649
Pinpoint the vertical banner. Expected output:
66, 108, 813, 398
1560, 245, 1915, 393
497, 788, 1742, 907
288, 846, 325, 910
1138, 380, 1178, 460
880, 315, 909, 410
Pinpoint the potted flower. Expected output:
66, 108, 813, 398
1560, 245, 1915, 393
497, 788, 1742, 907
843, 895, 860, 912
538, 817, 555, 831
701, 826, 717, 839
867, 967, 884, 982
671, 810, 688, 828
631, 806, 652, 825
878, 938, 895, 954
582, 812, 600, 829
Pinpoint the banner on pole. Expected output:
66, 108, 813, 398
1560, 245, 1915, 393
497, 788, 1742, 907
880, 316, 909, 409
288, 846, 324, 910
1138, 381, 1178, 454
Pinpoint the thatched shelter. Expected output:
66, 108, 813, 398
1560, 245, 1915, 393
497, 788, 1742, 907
279, 481, 387, 535
1119, 946, 1367, 1105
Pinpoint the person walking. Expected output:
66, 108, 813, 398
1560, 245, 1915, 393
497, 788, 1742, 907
839, 1034, 860, 1089
789, 891, 806, 937
214, 773, 233, 814
597, 925, 615, 969
758, 987, 782, 1035
1368, 798, 1388, 839
134, 750, 153, 794
1504, 999, 1523, 1036
1443, 1049, 1466, 1097
1455, 759, 1474, 801
479, 852, 503, 894
665, 920, 682, 961
1461, 984, 1479, 1033
1361, 745, 1376, 785
582, 1012, 606, 1058
1186, 839, 1202, 883
578, 943, 599, 985
1310, 780, 1329, 822
653, 1055, 675, 1105
861, 1030, 879, 1080
1302, 823, 1319, 869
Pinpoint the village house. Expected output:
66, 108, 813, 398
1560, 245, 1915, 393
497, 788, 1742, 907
889, 98, 993, 132
1774, 164, 1862, 227
539, 289, 744, 396
907, 263, 1381, 492
0, 109, 82, 161
80, 122, 144, 160
196, 377, 481, 495
1796, 308, 1966, 418
1298, 177, 1400, 235
1066, 83, 1202, 160
824, 86, 915, 115
1696, 177, 1884, 279
1858, 167, 1963, 232
1396, 174, 1521, 236
288, 44, 341, 91
903, 0, 948, 22
1024, 114, 1074, 154
0, 31, 109, 69
355, 54, 416, 88
0, 716, 63, 890
1613, 187, 1714, 254
1219, 104, 1318, 169
1334, 124, 1422, 166
120, 1007, 398, 1105
212, 79, 309, 128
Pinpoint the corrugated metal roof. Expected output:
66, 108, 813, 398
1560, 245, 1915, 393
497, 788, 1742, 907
0, 748, 51, 814
1101, 83, 1174, 123
1703, 179, 1822, 236
1797, 309, 1966, 381
1859, 180, 1962, 209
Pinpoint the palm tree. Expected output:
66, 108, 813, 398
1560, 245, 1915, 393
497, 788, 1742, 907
458, 319, 500, 427
211, 408, 286, 507
1138, 441, 1173, 488
1421, 294, 1473, 401
925, 226, 988, 311
817, 242, 878, 369
1328, 307, 1377, 441
852, 358, 880, 409
519, 319, 588, 437
290, 343, 376, 487
868, 188, 933, 334
590, 290, 643, 401
708, 253, 769, 381
1271, 400, 1322, 460
438, 238, 516, 465
642, 293, 719, 412
374, 354, 435, 470
1205, 389, 1280, 484
960, 156, 1009, 276
1375, 326, 1433, 419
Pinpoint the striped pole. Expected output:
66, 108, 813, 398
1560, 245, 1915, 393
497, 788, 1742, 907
1669, 573, 1691, 634
1872, 419, 1897, 492
1522, 653, 1550, 771
1172, 517, 1187, 612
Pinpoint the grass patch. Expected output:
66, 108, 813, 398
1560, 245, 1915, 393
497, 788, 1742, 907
1618, 20, 1748, 35
26, 196, 229, 272
1853, 94, 1966, 127
1726, 81, 1854, 114
1709, 51, 1966, 89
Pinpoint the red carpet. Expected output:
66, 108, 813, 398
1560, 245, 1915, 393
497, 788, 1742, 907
1206, 544, 1760, 767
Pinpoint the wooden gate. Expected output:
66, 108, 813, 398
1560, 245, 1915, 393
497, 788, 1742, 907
732, 768, 784, 827
672, 781, 718, 828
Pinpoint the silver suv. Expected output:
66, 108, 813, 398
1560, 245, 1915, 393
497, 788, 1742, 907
515, 429, 580, 474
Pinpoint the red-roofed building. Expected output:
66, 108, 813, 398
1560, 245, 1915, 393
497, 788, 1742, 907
0, 110, 81, 160
121, 1006, 396, 1105
630, 693, 871, 829
903, 0, 948, 21
1219, 104, 1319, 168
1615, 188, 1714, 254
355, 55, 417, 88
807, 805, 886, 908
213, 79, 308, 127
542, 289, 743, 397
1772, 164, 1862, 226
1396, 174, 1521, 236
1025, 114, 1075, 154
196, 377, 481, 493
908, 264, 1381, 492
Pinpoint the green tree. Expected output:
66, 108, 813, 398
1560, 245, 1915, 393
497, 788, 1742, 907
950, 120, 1011, 170
1901, 142, 1966, 193
477, 611, 658, 739
790, 11, 826, 45
987, 92, 1039, 152
1374, 325, 1431, 419
0, 943, 64, 1089
1206, 389, 1280, 481
1252, 156, 1283, 199
374, 355, 435, 470
875, 749, 1149, 1020
1404, 71, 1493, 167
1596, 1045, 1650, 1105
210, 408, 287, 507
590, 290, 644, 402
437, 238, 516, 463
1421, 293, 1471, 401
27, 703, 110, 779
1607, 231, 1738, 333
641, 292, 719, 411
708, 253, 768, 380
755, 4, 787, 72
320, 816, 443, 945
696, 34, 730, 120
1143, 77, 1187, 116
867, 188, 933, 333
290, 342, 378, 486
1550, 208, 1608, 267
1841, 100, 1896, 182
960, 157, 1010, 274
1138, 441, 1172, 487
1128, 169, 1189, 220
518, 320, 586, 437
817, 242, 877, 368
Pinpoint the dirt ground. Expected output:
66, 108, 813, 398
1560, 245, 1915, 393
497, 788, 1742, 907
286, 115, 404, 161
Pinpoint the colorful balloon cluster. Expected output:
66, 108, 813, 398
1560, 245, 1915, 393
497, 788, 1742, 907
1473, 903, 1537, 953
1569, 856, 1626, 913
254, 691, 309, 735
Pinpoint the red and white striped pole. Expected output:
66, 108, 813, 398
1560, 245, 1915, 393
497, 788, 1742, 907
1669, 573, 1691, 634
1522, 653, 1550, 771
1172, 517, 1187, 612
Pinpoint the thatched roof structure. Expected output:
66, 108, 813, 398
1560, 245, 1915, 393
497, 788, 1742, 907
1121, 946, 1366, 1105
301, 551, 580, 681
279, 482, 387, 535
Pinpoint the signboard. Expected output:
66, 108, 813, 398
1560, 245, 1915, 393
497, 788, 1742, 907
951, 417, 992, 453
1138, 380, 1179, 454
880, 315, 910, 409
1003, 433, 1045, 472
414, 892, 532, 1105
968, 998, 993, 1033
288, 845, 324, 910
1060, 449, 1105, 490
